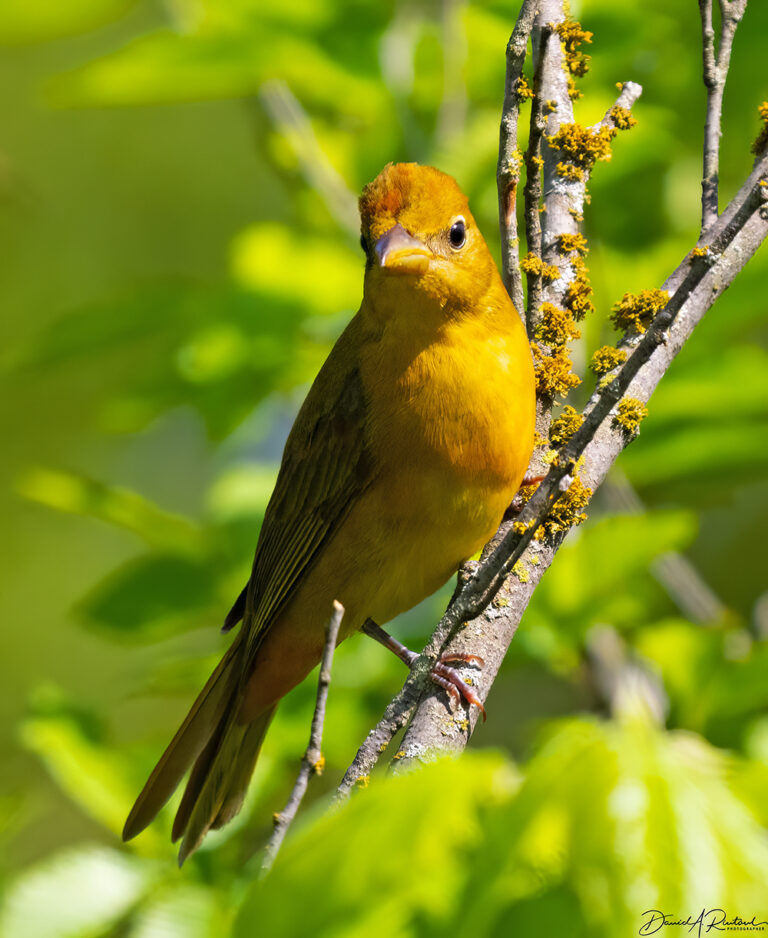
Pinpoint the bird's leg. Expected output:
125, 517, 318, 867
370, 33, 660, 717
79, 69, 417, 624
361, 619, 486, 721
506, 472, 547, 516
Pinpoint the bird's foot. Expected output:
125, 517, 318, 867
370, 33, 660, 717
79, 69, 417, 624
362, 620, 486, 721
506, 472, 547, 516
430, 652, 486, 721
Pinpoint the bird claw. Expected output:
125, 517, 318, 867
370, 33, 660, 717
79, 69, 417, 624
430, 653, 487, 722
362, 620, 487, 721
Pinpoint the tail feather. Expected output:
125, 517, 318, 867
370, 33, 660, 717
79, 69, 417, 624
212, 710, 277, 830
176, 707, 276, 866
170, 717, 227, 843
122, 637, 241, 843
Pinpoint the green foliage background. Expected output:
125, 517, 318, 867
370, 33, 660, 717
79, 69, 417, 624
1, 1, 767, 935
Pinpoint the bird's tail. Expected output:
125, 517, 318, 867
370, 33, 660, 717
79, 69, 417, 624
122, 634, 276, 864
173, 704, 276, 865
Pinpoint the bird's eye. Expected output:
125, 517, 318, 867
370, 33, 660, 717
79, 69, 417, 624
449, 218, 466, 249
359, 234, 368, 254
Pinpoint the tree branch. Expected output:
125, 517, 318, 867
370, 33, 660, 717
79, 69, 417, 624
497, 0, 539, 319
261, 601, 344, 873
393, 151, 768, 768
698, 0, 748, 231
336, 0, 766, 788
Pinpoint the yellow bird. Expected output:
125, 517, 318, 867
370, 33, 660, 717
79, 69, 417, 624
123, 162, 536, 864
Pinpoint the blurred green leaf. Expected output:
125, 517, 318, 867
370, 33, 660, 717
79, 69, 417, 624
0, 846, 152, 938
234, 751, 517, 938
50, 1, 389, 117
129, 884, 227, 938
515, 510, 697, 669
636, 621, 768, 736
235, 718, 768, 938
458, 717, 768, 937
77, 553, 220, 637
16, 467, 203, 555
19, 712, 145, 841
0, 0, 133, 45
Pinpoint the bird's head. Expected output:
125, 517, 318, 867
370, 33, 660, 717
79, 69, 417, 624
358, 163, 499, 318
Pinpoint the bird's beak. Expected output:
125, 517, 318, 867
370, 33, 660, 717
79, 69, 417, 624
375, 224, 431, 275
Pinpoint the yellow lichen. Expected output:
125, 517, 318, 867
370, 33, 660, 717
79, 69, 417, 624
520, 253, 560, 281
535, 476, 592, 541
355, 775, 371, 789
549, 122, 616, 173
565, 256, 595, 321
751, 101, 768, 155
535, 302, 581, 346
515, 75, 534, 100
533, 344, 581, 398
556, 19, 593, 78
313, 754, 326, 775
610, 288, 669, 334
513, 519, 535, 535
590, 345, 627, 376
493, 594, 510, 608
513, 560, 530, 583
614, 397, 648, 435
557, 232, 589, 254
609, 105, 637, 130
691, 246, 709, 259
567, 75, 583, 101
549, 405, 583, 446
533, 430, 548, 448
556, 162, 584, 182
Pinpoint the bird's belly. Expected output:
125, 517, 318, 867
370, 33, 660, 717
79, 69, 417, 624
239, 473, 507, 722
241, 328, 534, 722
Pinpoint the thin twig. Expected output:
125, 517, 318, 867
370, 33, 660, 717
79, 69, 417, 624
497, 0, 539, 318
261, 600, 344, 873
258, 81, 359, 238
601, 472, 727, 624
698, 0, 749, 231
522, 23, 552, 333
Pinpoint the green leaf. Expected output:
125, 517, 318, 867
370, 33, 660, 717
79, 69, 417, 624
516, 510, 697, 668
77, 553, 219, 637
0, 846, 152, 938
461, 717, 768, 937
16, 468, 203, 555
50, 8, 388, 117
0, 0, 133, 45
233, 752, 517, 938
19, 713, 143, 840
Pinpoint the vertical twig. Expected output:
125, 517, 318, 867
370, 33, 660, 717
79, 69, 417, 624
522, 23, 551, 332
698, 0, 749, 232
261, 601, 345, 874
258, 81, 359, 238
497, 0, 540, 319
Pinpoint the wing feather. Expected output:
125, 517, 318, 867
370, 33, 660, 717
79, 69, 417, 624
236, 318, 375, 669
